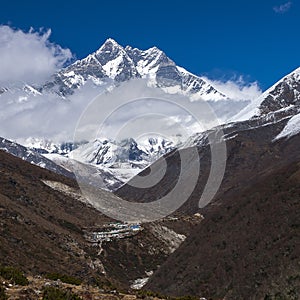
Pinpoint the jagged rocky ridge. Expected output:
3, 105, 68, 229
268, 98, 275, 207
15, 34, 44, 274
0, 38, 242, 187
233, 67, 300, 121
40, 38, 227, 101
0, 38, 228, 102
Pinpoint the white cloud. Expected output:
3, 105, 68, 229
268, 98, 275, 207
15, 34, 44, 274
273, 1, 292, 13
0, 75, 261, 145
0, 80, 105, 143
0, 79, 238, 144
0, 25, 73, 84
201, 76, 262, 101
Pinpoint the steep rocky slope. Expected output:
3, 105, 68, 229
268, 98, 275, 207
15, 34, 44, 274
40, 38, 227, 101
147, 143, 300, 298
115, 104, 300, 298
0, 149, 110, 279
0, 149, 198, 291
232, 66, 300, 121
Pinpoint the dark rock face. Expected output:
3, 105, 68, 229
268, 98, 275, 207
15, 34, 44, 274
156, 65, 182, 87
94, 39, 139, 82
146, 154, 300, 299
126, 139, 146, 161
126, 45, 173, 69
258, 68, 300, 116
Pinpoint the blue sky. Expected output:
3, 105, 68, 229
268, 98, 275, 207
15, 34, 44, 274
0, 0, 299, 90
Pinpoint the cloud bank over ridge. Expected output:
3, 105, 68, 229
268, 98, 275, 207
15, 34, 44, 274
0, 26, 263, 144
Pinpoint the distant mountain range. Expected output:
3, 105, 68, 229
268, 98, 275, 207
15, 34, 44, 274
38, 38, 228, 101
0, 137, 74, 179
0, 38, 230, 102
0, 38, 300, 191
0, 38, 247, 188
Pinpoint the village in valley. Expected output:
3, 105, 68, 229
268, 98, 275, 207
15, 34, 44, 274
84, 222, 143, 243
83, 213, 204, 244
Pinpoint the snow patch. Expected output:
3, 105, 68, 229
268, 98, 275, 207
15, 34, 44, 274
131, 270, 154, 290
102, 55, 125, 79
130, 277, 150, 290
232, 67, 300, 122
274, 113, 300, 140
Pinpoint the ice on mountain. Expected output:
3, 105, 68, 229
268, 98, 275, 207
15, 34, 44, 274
231, 67, 300, 122
275, 113, 300, 140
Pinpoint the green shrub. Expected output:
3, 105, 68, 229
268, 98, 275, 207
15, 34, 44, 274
137, 291, 199, 300
93, 276, 120, 292
137, 289, 164, 298
57, 220, 82, 234
0, 284, 7, 300
174, 296, 199, 300
0, 266, 28, 286
42, 287, 81, 300
46, 273, 82, 285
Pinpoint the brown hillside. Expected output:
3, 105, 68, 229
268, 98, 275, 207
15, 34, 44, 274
147, 144, 300, 299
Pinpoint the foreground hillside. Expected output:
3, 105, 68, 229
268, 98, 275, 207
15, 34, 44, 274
0, 149, 199, 293
146, 135, 300, 298
2, 111, 300, 298
0, 149, 111, 281
112, 108, 300, 298
0, 271, 169, 300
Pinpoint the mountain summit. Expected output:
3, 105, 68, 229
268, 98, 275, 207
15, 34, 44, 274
40, 38, 227, 100
232, 67, 300, 121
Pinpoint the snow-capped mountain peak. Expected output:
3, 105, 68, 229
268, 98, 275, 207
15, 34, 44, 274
95, 39, 138, 80
67, 136, 176, 187
232, 66, 300, 121
0, 38, 255, 190
99, 37, 122, 49
70, 136, 175, 167
125, 45, 174, 77
33, 38, 229, 100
